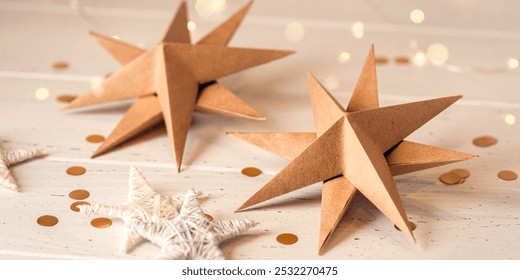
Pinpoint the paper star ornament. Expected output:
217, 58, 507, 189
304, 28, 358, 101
79, 166, 201, 253
229, 46, 475, 253
66, 1, 293, 171
130, 188, 257, 260
0, 143, 44, 191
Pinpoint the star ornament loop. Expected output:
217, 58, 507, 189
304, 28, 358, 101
66, 1, 293, 172
229, 46, 476, 254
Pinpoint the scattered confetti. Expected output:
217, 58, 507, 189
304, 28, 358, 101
472, 136, 497, 147
498, 170, 517, 181
375, 56, 389, 64
86, 134, 105, 143
451, 168, 470, 178
69, 189, 90, 200
276, 233, 298, 245
241, 167, 262, 177
66, 166, 86, 176
56, 94, 77, 103
91, 217, 112, 228
394, 56, 411, 64
52, 61, 69, 70
70, 201, 90, 212
204, 213, 214, 221
439, 172, 461, 185
37, 215, 59, 227
394, 221, 417, 231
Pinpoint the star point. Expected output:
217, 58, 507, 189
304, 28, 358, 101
0, 143, 44, 191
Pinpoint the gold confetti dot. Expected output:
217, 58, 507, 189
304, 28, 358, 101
394, 56, 411, 64
70, 201, 90, 212
241, 167, 262, 177
56, 94, 77, 103
204, 213, 214, 221
86, 134, 105, 143
498, 170, 517, 181
394, 221, 417, 231
472, 136, 497, 147
276, 233, 298, 245
451, 168, 470, 178
69, 189, 90, 200
439, 172, 461, 185
375, 56, 389, 64
52, 61, 69, 70
37, 215, 59, 227
91, 217, 112, 228
66, 166, 86, 176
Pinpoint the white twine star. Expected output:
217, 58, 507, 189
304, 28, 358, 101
130, 188, 258, 260
78, 166, 201, 253
0, 143, 44, 191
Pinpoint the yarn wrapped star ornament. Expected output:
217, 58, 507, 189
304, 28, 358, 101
229, 46, 475, 254
0, 143, 44, 191
130, 188, 258, 260
78, 166, 202, 253
66, 1, 293, 172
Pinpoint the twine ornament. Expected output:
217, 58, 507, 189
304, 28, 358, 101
0, 144, 44, 191
79, 166, 201, 252
131, 188, 257, 260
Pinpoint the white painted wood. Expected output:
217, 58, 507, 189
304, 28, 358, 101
0, 0, 519, 259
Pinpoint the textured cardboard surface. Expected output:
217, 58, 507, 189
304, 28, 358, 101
230, 46, 475, 254
65, 1, 293, 171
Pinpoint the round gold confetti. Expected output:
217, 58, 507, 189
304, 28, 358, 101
91, 217, 112, 228
204, 213, 214, 221
52, 61, 69, 70
394, 221, 417, 231
498, 170, 518, 181
37, 215, 59, 227
241, 167, 262, 177
276, 233, 298, 245
394, 56, 411, 64
472, 136, 497, 147
69, 189, 90, 200
375, 56, 389, 64
66, 166, 86, 176
86, 134, 105, 143
439, 172, 461, 185
56, 94, 77, 103
451, 168, 470, 178
70, 201, 90, 212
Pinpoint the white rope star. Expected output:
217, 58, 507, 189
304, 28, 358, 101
130, 188, 258, 260
0, 143, 44, 191
78, 166, 201, 253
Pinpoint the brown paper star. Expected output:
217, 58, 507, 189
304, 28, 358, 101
229, 46, 475, 254
66, 1, 293, 171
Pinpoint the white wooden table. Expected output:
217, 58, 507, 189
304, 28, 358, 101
1, 0, 519, 259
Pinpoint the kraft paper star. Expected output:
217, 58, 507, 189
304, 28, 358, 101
130, 188, 257, 260
0, 143, 44, 191
66, 1, 293, 172
78, 166, 201, 253
230, 46, 475, 253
